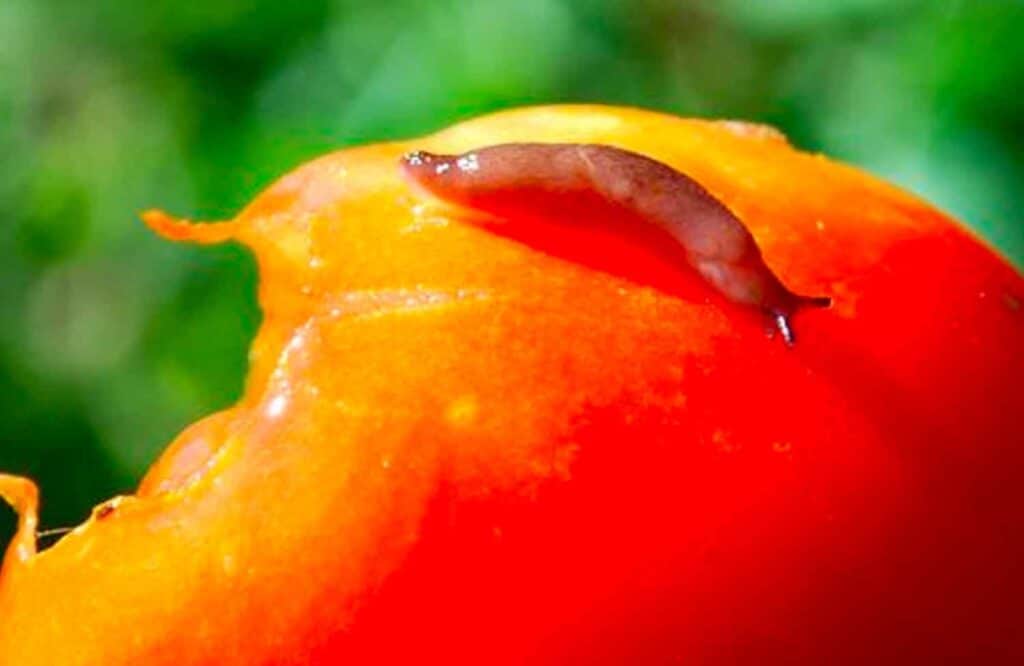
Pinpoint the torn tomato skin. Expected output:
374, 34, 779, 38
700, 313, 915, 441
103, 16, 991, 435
0, 105, 1022, 664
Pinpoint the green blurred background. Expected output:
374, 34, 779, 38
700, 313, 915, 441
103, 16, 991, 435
2, 0, 1023, 542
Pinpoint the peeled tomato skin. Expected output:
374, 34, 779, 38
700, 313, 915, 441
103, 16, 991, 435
0, 104, 1022, 664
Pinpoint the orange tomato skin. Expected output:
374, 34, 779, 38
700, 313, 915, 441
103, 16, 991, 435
1, 106, 1022, 664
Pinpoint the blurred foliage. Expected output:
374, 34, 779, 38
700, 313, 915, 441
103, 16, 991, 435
2, 0, 1023, 540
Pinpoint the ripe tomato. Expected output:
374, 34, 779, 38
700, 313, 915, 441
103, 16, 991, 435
2, 106, 1022, 663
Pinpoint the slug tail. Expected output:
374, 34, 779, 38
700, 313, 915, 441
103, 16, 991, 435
801, 295, 832, 309
768, 293, 831, 347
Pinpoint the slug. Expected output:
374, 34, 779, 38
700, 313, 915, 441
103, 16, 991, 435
399, 143, 830, 345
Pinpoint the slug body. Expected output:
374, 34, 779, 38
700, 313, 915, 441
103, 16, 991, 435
400, 143, 829, 344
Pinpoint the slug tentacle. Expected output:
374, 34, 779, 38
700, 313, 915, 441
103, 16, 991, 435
400, 143, 830, 345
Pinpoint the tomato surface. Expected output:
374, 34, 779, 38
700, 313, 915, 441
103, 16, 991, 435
1, 105, 1022, 664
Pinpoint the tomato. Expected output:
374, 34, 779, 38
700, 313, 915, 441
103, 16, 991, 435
2, 105, 1022, 663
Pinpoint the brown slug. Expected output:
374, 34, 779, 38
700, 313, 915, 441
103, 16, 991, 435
400, 142, 830, 345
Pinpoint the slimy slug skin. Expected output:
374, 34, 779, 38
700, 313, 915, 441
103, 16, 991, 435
401, 143, 830, 345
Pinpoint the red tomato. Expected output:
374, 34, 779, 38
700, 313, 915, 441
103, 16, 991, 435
1, 106, 1022, 663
